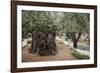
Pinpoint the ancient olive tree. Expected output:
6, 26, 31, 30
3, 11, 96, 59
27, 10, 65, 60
59, 13, 90, 48
22, 10, 90, 56
22, 11, 57, 56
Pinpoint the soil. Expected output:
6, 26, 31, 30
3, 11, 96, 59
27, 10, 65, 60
22, 39, 76, 62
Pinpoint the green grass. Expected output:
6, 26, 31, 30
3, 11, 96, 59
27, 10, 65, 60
71, 50, 89, 59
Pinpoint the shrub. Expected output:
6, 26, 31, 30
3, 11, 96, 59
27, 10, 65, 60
71, 50, 89, 59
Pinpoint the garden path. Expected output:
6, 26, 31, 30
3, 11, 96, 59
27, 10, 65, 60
22, 37, 76, 62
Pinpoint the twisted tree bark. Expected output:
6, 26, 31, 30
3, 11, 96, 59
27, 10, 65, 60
30, 30, 57, 56
72, 32, 82, 48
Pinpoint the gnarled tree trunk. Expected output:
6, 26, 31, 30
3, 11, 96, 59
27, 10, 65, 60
72, 32, 82, 48
67, 32, 82, 49
30, 30, 57, 56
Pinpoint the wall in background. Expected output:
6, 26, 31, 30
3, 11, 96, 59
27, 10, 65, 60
0, 0, 99, 73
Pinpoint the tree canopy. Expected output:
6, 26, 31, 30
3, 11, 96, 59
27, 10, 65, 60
22, 10, 90, 38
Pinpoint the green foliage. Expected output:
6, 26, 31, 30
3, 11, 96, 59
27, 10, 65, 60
22, 10, 56, 38
59, 13, 90, 33
22, 10, 90, 38
71, 50, 89, 59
